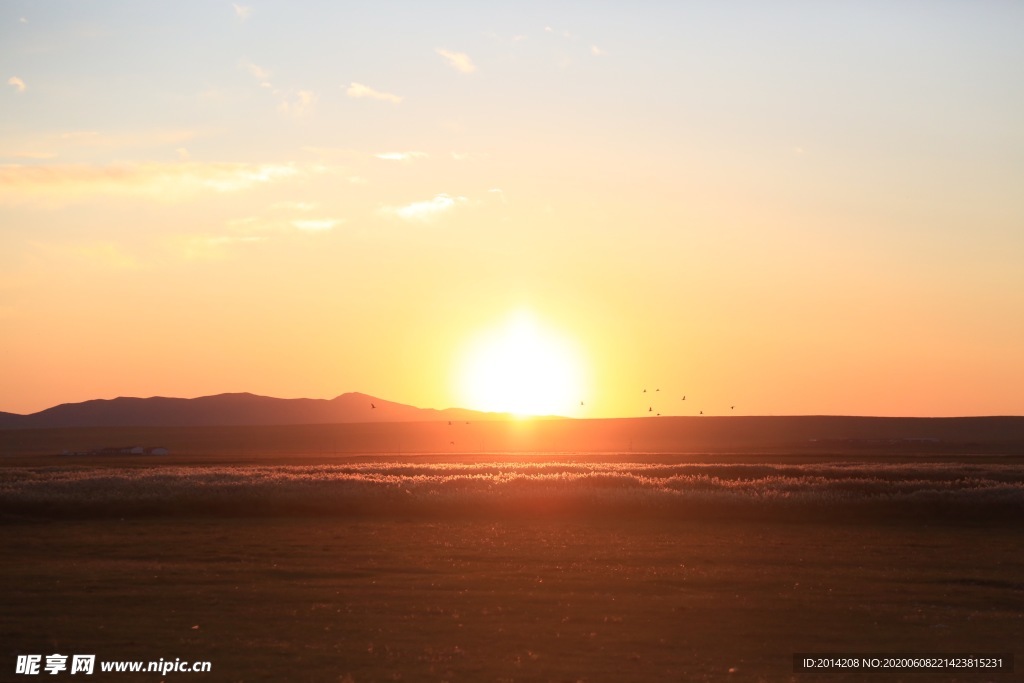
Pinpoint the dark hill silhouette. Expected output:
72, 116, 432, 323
0, 392, 503, 429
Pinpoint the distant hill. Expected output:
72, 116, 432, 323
0, 392, 505, 429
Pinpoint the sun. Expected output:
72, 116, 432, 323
458, 311, 587, 417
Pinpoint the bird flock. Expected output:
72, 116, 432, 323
585, 387, 736, 418
370, 390, 736, 421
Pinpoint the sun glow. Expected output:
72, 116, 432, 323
458, 311, 586, 417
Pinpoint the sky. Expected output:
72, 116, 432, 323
2, 1, 1023, 418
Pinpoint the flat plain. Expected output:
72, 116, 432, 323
2, 419, 1022, 682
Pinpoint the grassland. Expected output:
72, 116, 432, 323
2, 421, 1022, 681
2, 460, 1023, 524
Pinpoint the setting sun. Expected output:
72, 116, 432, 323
458, 311, 587, 417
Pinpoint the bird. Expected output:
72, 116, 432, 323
681, 396, 686, 401
580, 401, 584, 406
448, 421, 452, 425
643, 388, 647, 393
648, 407, 653, 412
731, 406, 735, 410
370, 403, 376, 409
700, 410, 703, 415
656, 388, 660, 392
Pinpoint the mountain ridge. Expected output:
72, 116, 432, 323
0, 392, 508, 429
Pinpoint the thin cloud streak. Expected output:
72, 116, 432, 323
7, 77, 27, 93
291, 218, 342, 232
0, 162, 301, 205
374, 151, 428, 162
435, 49, 477, 74
272, 200, 318, 212
170, 234, 267, 261
346, 82, 402, 104
241, 61, 270, 83
383, 193, 469, 223
240, 61, 316, 117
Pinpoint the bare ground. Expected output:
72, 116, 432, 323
2, 515, 1021, 683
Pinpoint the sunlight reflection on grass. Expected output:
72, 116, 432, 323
2, 461, 1022, 521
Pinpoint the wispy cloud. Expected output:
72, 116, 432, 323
291, 218, 342, 232
240, 61, 316, 117
240, 60, 270, 82
276, 89, 317, 117
345, 82, 402, 104
383, 193, 468, 223
232, 3, 252, 20
435, 49, 477, 74
272, 200, 318, 212
219, 206, 340, 239
544, 25, 607, 60
298, 146, 364, 163
170, 234, 266, 261
545, 26, 575, 39
374, 151, 428, 162
8, 76, 26, 93
0, 161, 301, 205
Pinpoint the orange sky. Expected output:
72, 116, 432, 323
2, 2, 1023, 418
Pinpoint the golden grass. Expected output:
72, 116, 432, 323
2, 461, 1022, 524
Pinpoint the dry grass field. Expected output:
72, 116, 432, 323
2, 421, 1022, 681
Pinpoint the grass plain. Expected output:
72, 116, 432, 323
2, 419, 1022, 682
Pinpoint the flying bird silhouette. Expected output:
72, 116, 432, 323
370, 403, 376, 409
